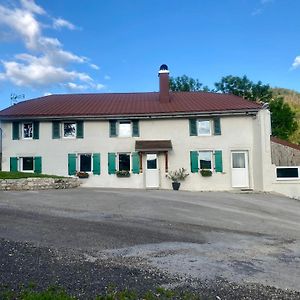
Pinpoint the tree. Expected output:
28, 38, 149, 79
269, 97, 298, 140
169, 75, 209, 92
215, 75, 273, 102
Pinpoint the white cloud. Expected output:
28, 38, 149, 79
53, 18, 76, 30
292, 56, 300, 69
104, 75, 111, 80
44, 92, 52, 96
0, 0, 105, 92
90, 63, 100, 70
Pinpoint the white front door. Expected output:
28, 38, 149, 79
231, 151, 249, 188
145, 154, 159, 188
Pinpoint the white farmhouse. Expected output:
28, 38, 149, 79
0, 65, 298, 197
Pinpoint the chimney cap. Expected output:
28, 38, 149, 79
158, 64, 169, 75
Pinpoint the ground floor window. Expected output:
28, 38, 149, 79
21, 157, 34, 171
199, 151, 213, 170
118, 153, 130, 171
79, 154, 92, 172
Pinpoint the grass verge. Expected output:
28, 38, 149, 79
0, 171, 65, 179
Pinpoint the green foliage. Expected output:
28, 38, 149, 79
0, 285, 204, 300
269, 97, 298, 140
200, 169, 212, 177
215, 75, 273, 102
169, 75, 209, 92
167, 168, 189, 182
0, 171, 64, 179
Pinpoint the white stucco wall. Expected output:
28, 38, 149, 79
1, 112, 273, 192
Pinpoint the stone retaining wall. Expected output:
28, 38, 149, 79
0, 177, 80, 191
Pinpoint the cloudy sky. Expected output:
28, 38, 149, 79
0, 0, 299, 109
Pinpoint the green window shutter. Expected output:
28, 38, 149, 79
10, 157, 18, 172
214, 118, 221, 135
12, 122, 20, 140
76, 121, 84, 138
33, 121, 39, 139
214, 150, 223, 173
132, 152, 140, 174
34, 156, 42, 174
189, 119, 197, 136
93, 153, 101, 175
68, 154, 77, 175
108, 152, 116, 174
132, 120, 139, 137
190, 151, 199, 173
52, 121, 61, 139
109, 120, 117, 137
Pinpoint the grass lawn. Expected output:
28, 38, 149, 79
0, 171, 64, 179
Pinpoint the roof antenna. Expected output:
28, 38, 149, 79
10, 93, 25, 105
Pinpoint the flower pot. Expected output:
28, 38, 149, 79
172, 182, 181, 191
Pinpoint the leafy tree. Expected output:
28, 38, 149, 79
169, 75, 209, 92
215, 75, 273, 102
269, 97, 298, 140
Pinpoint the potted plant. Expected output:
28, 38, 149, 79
200, 169, 212, 177
76, 171, 89, 179
167, 168, 189, 190
116, 170, 130, 177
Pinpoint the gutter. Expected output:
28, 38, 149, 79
0, 109, 260, 121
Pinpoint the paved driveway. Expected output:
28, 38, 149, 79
0, 188, 300, 295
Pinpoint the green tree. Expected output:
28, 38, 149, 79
269, 97, 298, 140
169, 75, 209, 92
215, 75, 273, 102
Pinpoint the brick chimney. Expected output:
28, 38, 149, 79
158, 64, 170, 103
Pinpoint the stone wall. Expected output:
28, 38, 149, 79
271, 137, 300, 166
0, 177, 80, 191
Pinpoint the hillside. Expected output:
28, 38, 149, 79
272, 87, 300, 144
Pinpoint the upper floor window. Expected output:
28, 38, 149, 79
197, 120, 211, 136
118, 121, 132, 137
23, 122, 33, 139
63, 122, 77, 138
189, 118, 221, 136
109, 120, 139, 137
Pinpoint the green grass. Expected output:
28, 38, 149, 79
0, 171, 64, 179
0, 285, 205, 300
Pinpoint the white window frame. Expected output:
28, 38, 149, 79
117, 152, 131, 171
22, 122, 33, 140
198, 150, 213, 171
63, 122, 77, 139
78, 153, 92, 173
20, 156, 34, 172
118, 121, 132, 138
276, 166, 300, 181
197, 120, 212, 136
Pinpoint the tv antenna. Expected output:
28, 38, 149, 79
10, 93, 25, 105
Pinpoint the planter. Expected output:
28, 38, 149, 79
200, 169, 212, 177
172, 182, 181, 190
116, 171, 130, 178
76, 172, 89, 179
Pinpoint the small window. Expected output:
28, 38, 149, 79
197, 120, 211, 136
277, 167, 299, 179
63, 122, 76, 138
22, 157, 34, 171
23, 122, 33, 139
118, 121, 132, 137
79, 154, 92, 172
118, 153, 130, 171
199, 151, 213, 170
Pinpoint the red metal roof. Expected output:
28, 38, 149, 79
0, 92, 262, 119
271, 136, 300, 151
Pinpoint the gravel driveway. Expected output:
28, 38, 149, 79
0, 188, 300, 299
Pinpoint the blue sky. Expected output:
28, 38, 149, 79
0, 0, 300, 109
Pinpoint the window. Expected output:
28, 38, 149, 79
276, 167, 299, 180
22, 157, 34, 171
79, 154, 92, 172
197, 120, 211, 136
63, 122, 76, 138
23, 122, 33, 139
118, 121, 132, 137
199, 151, 213, 170
118, 153, 130, 171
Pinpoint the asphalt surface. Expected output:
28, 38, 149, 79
0, 188, 300, 299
